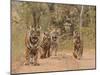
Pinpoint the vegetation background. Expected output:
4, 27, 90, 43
11, 0, 96, 62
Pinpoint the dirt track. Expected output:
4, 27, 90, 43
12, 49, 95, 74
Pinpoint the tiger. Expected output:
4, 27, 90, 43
40, 32, 51, 59
24, 27, 40, 66
50, 30, 58, 56
73, 31, 83, 60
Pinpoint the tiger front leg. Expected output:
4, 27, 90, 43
30, 54, 34, 65
33, 52, 40, 66
47, 48, 50, 57
54, 45, 58, 56
73, 45, 78, 59
24, 48, 30, 65
77, 45, 83, 60
40, 48, 46, 59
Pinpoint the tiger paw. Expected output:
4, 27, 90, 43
24, 62, 29, 65
33, 63, 40, 66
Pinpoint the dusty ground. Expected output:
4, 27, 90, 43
12, 49, 95, 74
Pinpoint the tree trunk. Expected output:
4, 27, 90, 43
80, 5, 84, 39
